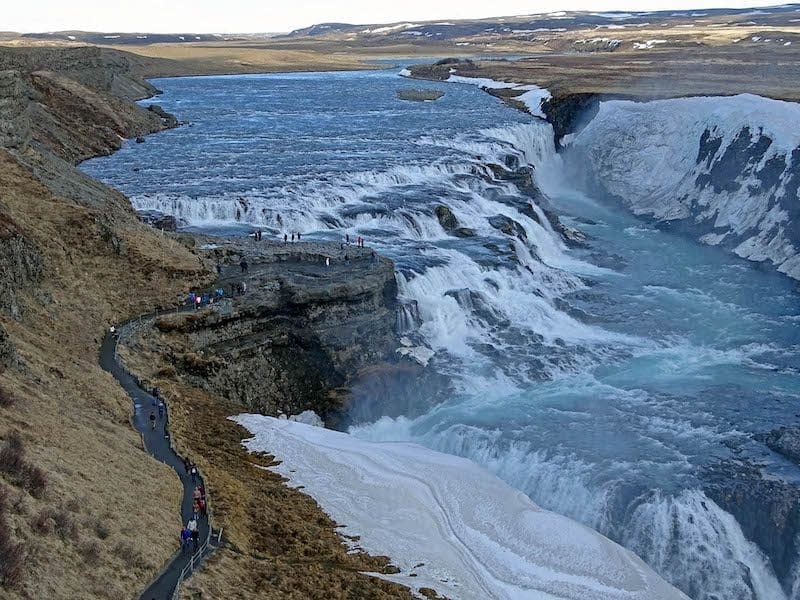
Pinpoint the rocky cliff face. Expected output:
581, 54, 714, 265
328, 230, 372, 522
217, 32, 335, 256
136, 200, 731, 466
134, 240, 408, 423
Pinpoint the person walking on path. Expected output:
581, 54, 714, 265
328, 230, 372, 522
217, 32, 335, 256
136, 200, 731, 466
291, 233, 295, 242
158, 400, 165, 419
284, 233, 288, 243
325, 257, 330, 268
190, 464, 198, 483
187, 518, 199, 552
240, 259, 248, 273
180, 526, 191, 553
149, 411, 156, 430
297, 232, 302, 241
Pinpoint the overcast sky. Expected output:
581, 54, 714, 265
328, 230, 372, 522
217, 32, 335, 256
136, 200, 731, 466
4, 0, 786, 33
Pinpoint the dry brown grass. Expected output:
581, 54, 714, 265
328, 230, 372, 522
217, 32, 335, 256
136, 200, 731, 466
0, 149, 210, 598
119, 335, 417, 600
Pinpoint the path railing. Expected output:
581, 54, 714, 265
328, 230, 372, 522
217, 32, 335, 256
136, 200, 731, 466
108, 305, 222, 599
171, 528, 223, 600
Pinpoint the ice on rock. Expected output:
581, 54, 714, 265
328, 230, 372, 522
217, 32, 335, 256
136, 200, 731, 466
233, 415, 687, 600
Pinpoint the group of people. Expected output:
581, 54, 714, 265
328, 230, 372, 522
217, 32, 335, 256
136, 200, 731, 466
148, 387, 165, 430
180, 481, 207, 553
342, 233, 367, 248
252, 230, 264, 241
283, 232, 303, 243
187, 289, 226, 309
181, 515, 201, 553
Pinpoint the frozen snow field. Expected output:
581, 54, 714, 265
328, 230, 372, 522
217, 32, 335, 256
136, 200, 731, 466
234, 414, 687, 600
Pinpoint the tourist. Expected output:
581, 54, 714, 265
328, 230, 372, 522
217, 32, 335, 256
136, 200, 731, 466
198, 497, 206, 514
240, 259, 248, 273
241, 281, 247, 294
188, 292, 196, 306
190, 464, 198, 483
183, 457, 192, 473
158, 400, 165, 418
193, 487, 202, 502
284, 233, 288, 243
180, 526, 191, 553
291, 233, 295, 242
215, 264, 222, 276
325, 257, 330, 267
297, 232, 301, 241
149, 411, 156, 430
346, 233, 350, 244
195, 295, 201, 309
190, 526, 200, 551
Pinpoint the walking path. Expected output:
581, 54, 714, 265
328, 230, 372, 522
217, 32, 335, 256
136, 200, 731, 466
100, 314, 216, 600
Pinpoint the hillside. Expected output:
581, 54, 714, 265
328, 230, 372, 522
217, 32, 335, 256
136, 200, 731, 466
0, 45, 210, 597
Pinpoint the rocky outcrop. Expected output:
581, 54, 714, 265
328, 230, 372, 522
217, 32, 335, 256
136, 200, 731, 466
489, 214, 527, 239
756, 426, 800, 465
145, 241, 404, 422
0, 46, 159, 101
0, 70, 33, 152
139, 211, 178, 231
0, 47, 179, 167
0, 212, 43, 320
434, 205, 475, 237
397, 89, 444, 102
704, 459, 800, 587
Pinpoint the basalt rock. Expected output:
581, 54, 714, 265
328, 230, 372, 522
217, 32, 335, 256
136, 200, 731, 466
756, 426, 800, 465
147, 241, 405, 423
435, 204, 460, 232
0, 214, 44, 320
703, 459, 800, 586
139, 211, 178, 232
489, 214, 527, 240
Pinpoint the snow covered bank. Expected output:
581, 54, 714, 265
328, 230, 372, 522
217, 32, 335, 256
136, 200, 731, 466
234, 414, 687, 600
567, 94, 800, 280
442, 74, 551, 118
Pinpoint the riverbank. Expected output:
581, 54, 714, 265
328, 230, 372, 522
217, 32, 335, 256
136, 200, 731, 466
0, 46, 211, 597
114, 238, 428, 600
0, 44, 419, 599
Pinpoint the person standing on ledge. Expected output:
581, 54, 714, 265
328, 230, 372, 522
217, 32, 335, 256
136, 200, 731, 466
240, 259, 248, 273
284, 233, 288, 244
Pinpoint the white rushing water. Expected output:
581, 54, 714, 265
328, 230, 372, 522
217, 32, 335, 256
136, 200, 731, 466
82, 72, 800, 600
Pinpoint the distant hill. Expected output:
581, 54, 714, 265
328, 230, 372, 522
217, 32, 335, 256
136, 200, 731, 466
283, 4, 800, 42
16, 31, 280, 45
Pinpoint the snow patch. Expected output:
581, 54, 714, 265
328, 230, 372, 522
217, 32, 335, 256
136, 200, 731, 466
233, 415, 687, 600
288, 410, 324, 427
444, 75, 551, 118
